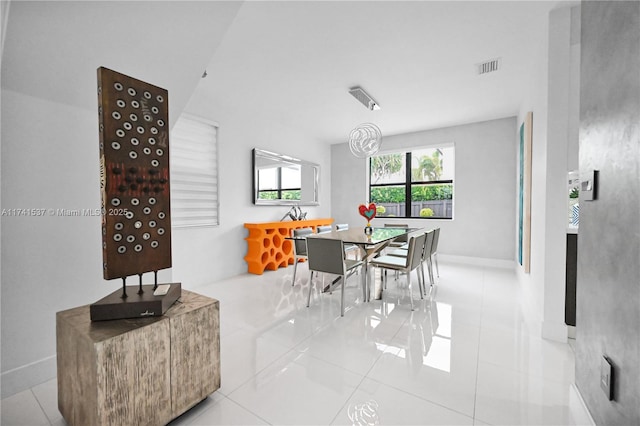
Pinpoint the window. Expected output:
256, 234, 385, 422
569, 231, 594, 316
369, 146, 454, 219
256, 163, 302, 201
170, 114, 219, 227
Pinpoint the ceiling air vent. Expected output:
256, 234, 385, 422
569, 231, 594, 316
349, 86, 380, 111
477, 58, 501, 75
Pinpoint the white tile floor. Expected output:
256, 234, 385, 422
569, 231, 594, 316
1, 260, 580, 425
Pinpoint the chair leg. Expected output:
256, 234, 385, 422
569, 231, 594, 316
292, 260, 299, 286
417, 264, 425, 299
340, 275, 346, 317
407, 272, 415, 311
427, 257, 435, 287
424, 261, 431, 292
434, 253, 440, 278
306, 272, 313, 307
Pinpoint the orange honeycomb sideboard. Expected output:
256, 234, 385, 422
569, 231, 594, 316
244, 218, 334, 275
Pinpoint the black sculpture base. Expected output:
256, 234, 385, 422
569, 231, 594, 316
90, 283, 181, 321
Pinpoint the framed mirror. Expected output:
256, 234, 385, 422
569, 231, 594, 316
252, 148, 319, 206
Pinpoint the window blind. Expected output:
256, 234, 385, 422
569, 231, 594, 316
170, 114, 219, 227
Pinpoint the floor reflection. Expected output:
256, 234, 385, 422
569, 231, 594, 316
2, 261, 577, 426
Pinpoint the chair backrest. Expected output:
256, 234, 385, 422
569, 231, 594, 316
335, 223, 349, 231
408, 232, 427, 271
385, 223, 409, 242
431, 227, 440, 254
292, 227, 313, 256
423, 229, 435, 260
306, 237, 346, 275
316, 225, 332, 234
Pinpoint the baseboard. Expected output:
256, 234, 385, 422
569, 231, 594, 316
1, 355, 57, 399
570, 383, 596, 426
438, 254, 515, 270
542, 320, 568, 343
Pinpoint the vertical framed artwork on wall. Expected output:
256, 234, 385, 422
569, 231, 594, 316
518, 111, 533, 273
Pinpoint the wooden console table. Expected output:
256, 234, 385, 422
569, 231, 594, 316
244, 218, 333, 274
56, 290, 220, 426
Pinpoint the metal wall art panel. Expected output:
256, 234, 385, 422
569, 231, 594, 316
97, 67, 172, 279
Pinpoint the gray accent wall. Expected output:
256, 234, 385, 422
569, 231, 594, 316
576, 2, 640, 425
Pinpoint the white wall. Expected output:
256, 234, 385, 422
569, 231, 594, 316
332, 117, 517, 263
173, 78, 333, 287
515, 1, 550, 332
542, 6, 577, 341
0, 1, 242, 398
0, 89, 175, 397
0, 69, 332, 401
331, 143, 368, 227
516, 5, 581, 341
1, 90, 102, 393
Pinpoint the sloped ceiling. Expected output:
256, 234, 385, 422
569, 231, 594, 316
188, 0, 569, 143
2, 1, 573, 143
1, 1, 243, 126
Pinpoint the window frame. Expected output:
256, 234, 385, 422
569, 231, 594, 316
368, 146, 454, 220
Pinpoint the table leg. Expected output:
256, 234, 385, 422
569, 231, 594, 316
361, 263, 367, 302
364, 262, 370, 302
361, 242, 392, 301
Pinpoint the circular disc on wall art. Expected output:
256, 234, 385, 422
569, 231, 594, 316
349, 123, 382, 158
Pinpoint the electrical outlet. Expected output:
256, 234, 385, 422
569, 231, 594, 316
600, 356, 613, 400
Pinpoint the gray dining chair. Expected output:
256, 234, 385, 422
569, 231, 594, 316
387, 229, 435, 296
369, 231, 427, 311
291, 227, 314, 286
306, 237, 364, 317
384, 223, 409, 248
431, 227, 440, 278
335, 223, 360, 259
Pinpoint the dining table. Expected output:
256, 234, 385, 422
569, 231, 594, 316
306, 226, 415, 301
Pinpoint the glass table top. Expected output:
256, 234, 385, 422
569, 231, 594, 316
307, 227, 413, 245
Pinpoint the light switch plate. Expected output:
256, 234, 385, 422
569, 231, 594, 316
600, 356, 613, 400
581, 170, 598, 201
